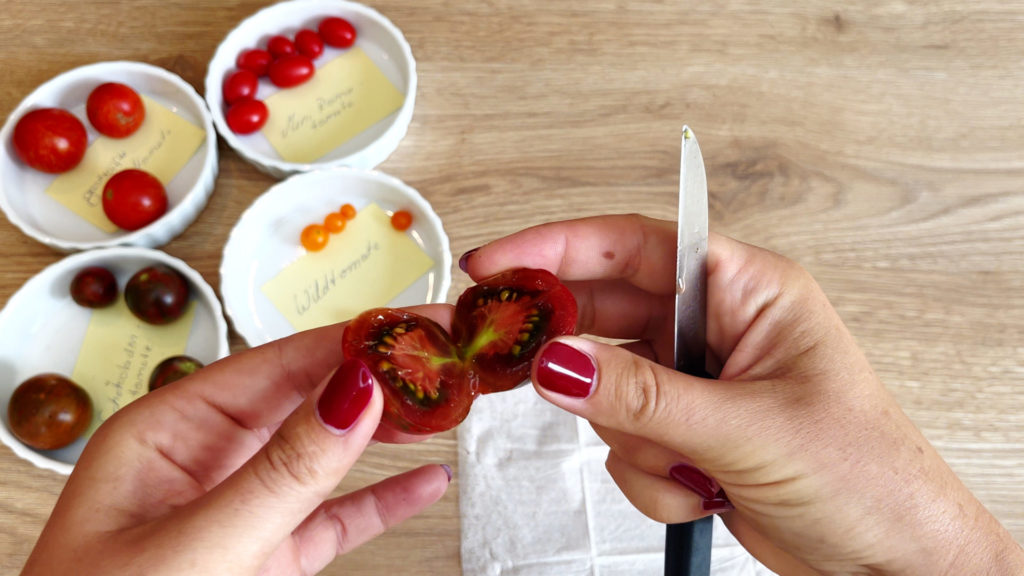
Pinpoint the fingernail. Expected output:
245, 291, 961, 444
441, 464, 453, 482
458, 248, 478, 272
701, 496, 734, 513
535, 341, 595, 398
317, 358, 374, 434
669, 463, 721, 500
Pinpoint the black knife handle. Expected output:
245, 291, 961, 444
665, 517, 713, 576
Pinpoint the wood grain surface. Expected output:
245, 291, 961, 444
1, 1, 1023, 574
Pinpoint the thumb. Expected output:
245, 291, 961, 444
174, 358, 382, 571
531, 336, 738, 463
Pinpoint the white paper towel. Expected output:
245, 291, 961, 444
458, 386, 777, 576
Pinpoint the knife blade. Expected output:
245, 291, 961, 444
665, 125, 712, 576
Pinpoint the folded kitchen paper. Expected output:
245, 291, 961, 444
458, 386, 777, 575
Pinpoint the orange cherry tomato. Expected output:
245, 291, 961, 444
324, 212, 346, 234
340, 203, 357, 220
301, 224, 330, 251
391, 210, 413, 231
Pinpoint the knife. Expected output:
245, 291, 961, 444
664, 125, 713, 576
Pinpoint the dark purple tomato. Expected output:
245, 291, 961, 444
225, 99, 268, 135
8, 374, 92, 450
149, 355, 204, 391
267, 35, 296, 58
268, 54, 315, 88
124, 264, 190, 325
70, 266, 118, 308
295, 29, 324, 58
318, 17, 357, 48
236, 48, 272, 77
222, 69, 259, 105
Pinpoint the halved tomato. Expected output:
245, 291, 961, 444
342, 269, 577, 433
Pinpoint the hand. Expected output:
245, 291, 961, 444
462, 215, 1024, 575
21, 310, 453, 575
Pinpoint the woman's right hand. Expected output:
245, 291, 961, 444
463, 214, 1024, 575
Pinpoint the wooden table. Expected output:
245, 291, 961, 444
2, 1, 1022, 573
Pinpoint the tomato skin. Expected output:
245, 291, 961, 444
149, 355, 204, 391
8, 374, 92, 450
319, 17, 357, 48
236, 48, 272, 76
86, 82, 145, 138
124, 264, 190, 325
12, 108, 88, 174
222, 69, 259, 105
268, 54, 315, 88
102, 169, 168, 231
70, 266, 118, 308
300, 223, 330, 251
295, 29, 324, 58
225, 99, 268, 134
267, 35, 296, 58
340, 203, 357, 220
323, 212, 346, 234
390, 210, 413, 231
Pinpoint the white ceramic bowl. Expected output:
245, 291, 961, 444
220, 167, 450, 347
0, 61, 218, 253
0, 247, 230, 474
205, 0, 417, 179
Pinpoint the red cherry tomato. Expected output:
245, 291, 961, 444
222, 69, 259, 105
267, 35, 296, 58
125, 264, 190, 325
86, 82, 145, 138
268, 54, 315, 88
300, 224, 330, 252
236, 48, 272, 76
390, 210, 413, 231
12, 108, 87, 174
225, 99, 268, 135
102, 169, 168, 231
319, 17, 357, 48
295, 29, 325, 58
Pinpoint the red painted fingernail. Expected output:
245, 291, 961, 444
458, 248, 479, 272
441, 464, 453, 482
535, 341, 595, 398
701, 496, 734, 513
669, 463, 721, 500
317, 358, 374, 434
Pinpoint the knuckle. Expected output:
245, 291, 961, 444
254, 425, 327, 494
613, 354, 666, 430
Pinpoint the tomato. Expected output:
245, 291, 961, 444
225, 99, 268, 134
102, 169, 167, 231
149, 355, 204, 391
324, 212, 346, 234
236, 48, 272, 76
390, 210, 413, 231
301, 223, 330, 251
124, 264, 190, 325
340, 203, 357, 220
267, 35, 297, 58
86, 82, 145, 138
8, 374, 92, 450
12, 108, 87, 174
295, 29, 324, 59
342, 268, 577, 432
70, 266, 117, 308
222, 69, 259, 105
268, 54, 315, 88
319, 17, 357, 48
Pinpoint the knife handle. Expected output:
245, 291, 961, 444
665, 517, 713, 576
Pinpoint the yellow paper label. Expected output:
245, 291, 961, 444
261, 203, 434, 332
45, 96, 206, 233
261, 47, 405, 163
72, 299, 196, 435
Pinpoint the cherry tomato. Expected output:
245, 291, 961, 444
125, 264, 190, 325
300, 224, 330, 251
268, 54, 315, 88
342, 269, 578, 433
102, 169, 167, 231
324, 212, 346, 234
225, 99, 268, 135
267, 35, 296, 58
295, 29, 324, 58
340, 203, 357, 220
390, 210, 413, 231
86, 82, 145, 138
318, 17, 357, 48
12, 108, 87, 174
236, 48, 272, 76
222, 69, 259, 105
70, 266, 117, 308
8, 374, 92, 450
149, 355, 204, 391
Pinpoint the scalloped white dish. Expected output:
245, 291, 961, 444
0, 247, 230, 474
220, 167, 450, 347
